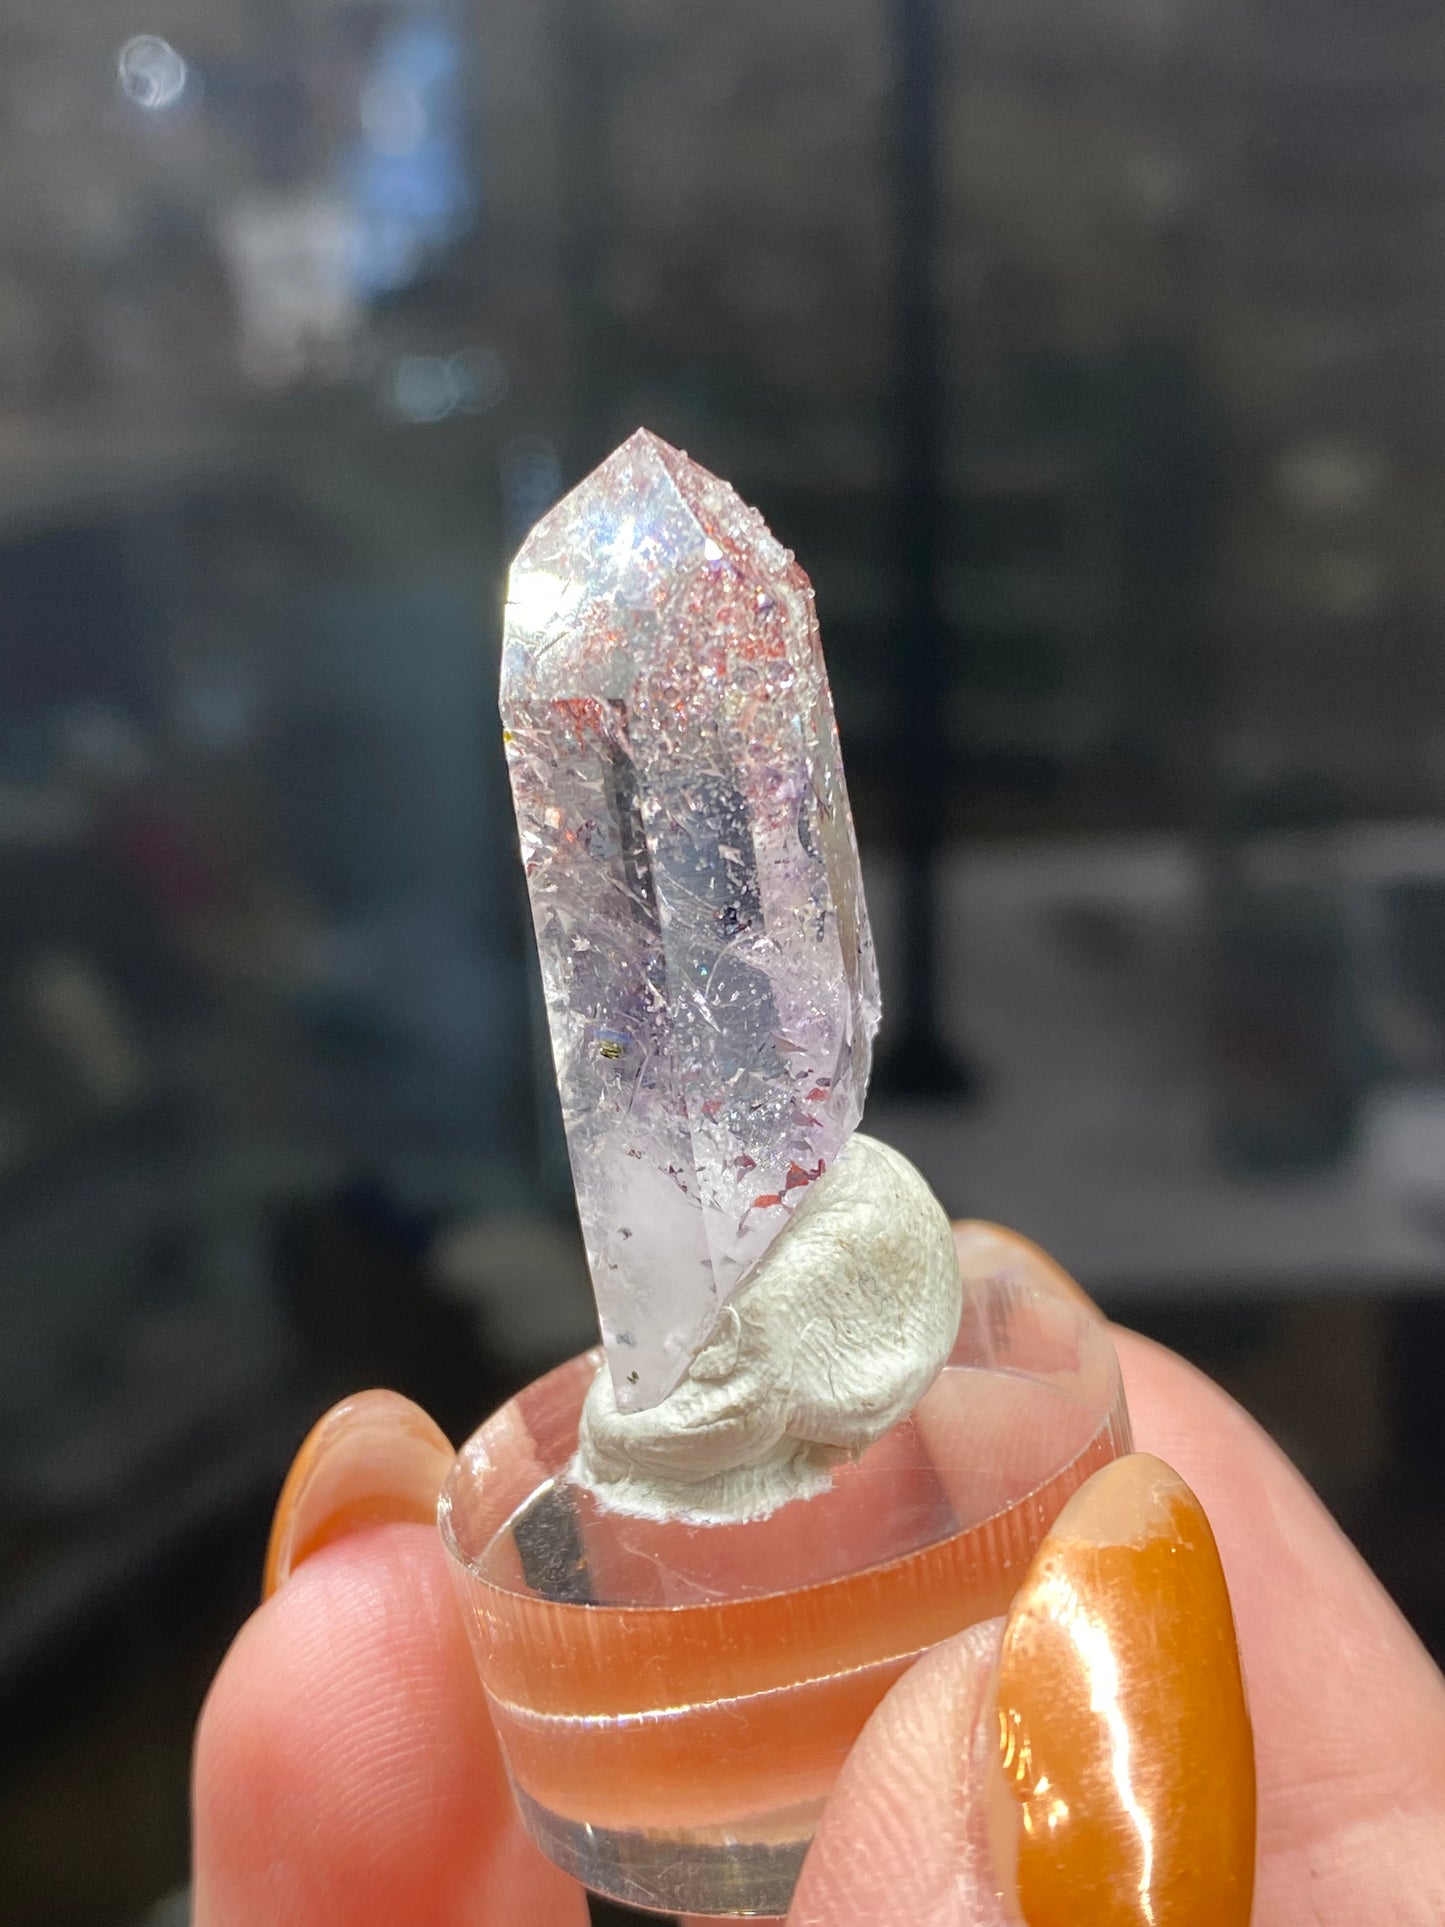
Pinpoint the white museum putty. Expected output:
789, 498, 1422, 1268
574, 1134, 963, 1522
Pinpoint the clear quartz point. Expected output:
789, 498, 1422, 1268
501, 429, 880, 1411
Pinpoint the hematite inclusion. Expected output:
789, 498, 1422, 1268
501, 429, 880, 1411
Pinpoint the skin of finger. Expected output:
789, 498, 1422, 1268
787, 1327, 1445, 1927
788, 1621, 1011, 1927
193, 1522, 590, 1927
1113, 1327, 1445, 1926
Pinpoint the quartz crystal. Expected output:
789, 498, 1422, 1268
501, 429, 880, 1410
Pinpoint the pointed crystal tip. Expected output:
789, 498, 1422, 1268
502, 431, 880, 1410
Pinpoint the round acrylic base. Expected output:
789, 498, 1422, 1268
439, 1276, 1131, 1919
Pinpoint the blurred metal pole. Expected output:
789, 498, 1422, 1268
548, 0, 615, 481
878, 0, 974, 1098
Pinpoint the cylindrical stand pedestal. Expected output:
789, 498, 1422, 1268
440, 1276, 1131, 1918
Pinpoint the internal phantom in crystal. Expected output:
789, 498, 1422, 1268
501, 430, 880, 1410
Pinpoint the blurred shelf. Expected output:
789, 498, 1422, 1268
0, 408, 267, 535
0, 392, 510, 544
865, 831, 1445, 1301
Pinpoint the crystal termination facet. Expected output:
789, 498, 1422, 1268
501, 430, 880, 1411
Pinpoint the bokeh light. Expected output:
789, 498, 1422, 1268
116, 34, 188, 111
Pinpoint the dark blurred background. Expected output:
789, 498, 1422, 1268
0, 0, 1443, 1920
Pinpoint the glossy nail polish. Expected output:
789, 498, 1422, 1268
264, 1389, 453, 1598
994, 1452, 1255, 1927
953, 1221, 1103, 1321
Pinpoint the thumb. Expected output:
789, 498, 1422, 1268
789, 1449, 1252, 1927
789, 1325, 1445, 1926
788, 1617, 1011, 1926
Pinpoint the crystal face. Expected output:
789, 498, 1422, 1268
501, 429, 880, 1411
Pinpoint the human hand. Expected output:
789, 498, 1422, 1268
193, 1225, 1445, 1926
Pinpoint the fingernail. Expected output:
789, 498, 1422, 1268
263, 1390, 454, 1599
993, 1452, 1255, 1926
953, 1220, 1103, 1320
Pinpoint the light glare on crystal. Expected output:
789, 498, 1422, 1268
501, 430, 880, 1411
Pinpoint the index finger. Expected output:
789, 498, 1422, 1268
193, 1521, 588, 1927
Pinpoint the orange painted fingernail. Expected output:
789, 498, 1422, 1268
954, 1220, 1103, 1320
263, 1390, 454, 1599
994, 1452, 1255, 1927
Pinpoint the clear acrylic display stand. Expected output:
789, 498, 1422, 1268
440, 1274, 1131, 1918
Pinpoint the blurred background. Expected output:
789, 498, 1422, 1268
0, 0, 1443, 1920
